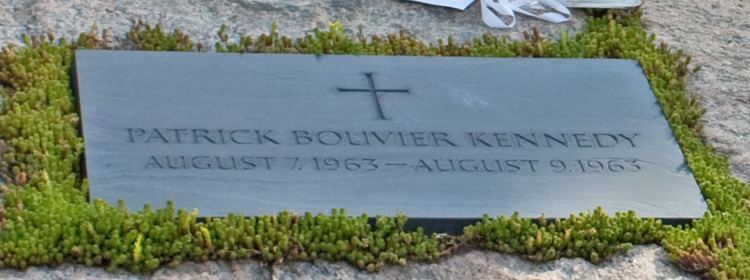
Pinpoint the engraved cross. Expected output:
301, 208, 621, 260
337, 72, 411, 120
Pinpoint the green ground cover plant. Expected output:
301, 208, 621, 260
0, 11, 747, 279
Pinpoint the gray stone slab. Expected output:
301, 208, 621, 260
643, 0, 750, 183
74, 50, 706, 227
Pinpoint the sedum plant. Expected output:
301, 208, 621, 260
0, 9, 747, 279
126, 20, 195, 52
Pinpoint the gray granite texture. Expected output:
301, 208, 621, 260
75, 51, 706, 223
642, 0, 750, 183
1, 0, 745, 184
0, 259, 270, 280
0, 245, 698, 280
0, 0, 585, 47
274, 245, 697, 280
0, 0, 746, 279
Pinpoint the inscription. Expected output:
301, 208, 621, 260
127, 128, 638, 149
337, 73, 411, 120
127, 128, 281, 145
76, 51, 708, 221
129, 127, 643, 175
145, 155, 274, 170
143, 155, 642, 174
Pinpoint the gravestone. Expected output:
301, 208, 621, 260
74, 50, 706, 232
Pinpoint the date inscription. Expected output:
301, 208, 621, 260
134, 128, 645, 175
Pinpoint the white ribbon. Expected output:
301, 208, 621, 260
411, 0, 573, 28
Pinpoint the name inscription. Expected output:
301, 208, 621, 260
128, 128, 642, 175
75, 52, 709, 220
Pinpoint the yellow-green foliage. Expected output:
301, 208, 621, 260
126, 20, 194, 52
0, 34, 83, 189
463, 208, 663, 263
0, 11, 748, 279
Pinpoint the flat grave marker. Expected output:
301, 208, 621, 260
74, 50, 706, 231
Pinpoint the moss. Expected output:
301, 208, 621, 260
0, 10, 748, 279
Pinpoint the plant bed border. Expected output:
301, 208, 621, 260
0, 11, 747, 279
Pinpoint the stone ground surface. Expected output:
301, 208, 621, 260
0, 245, 697, 280
0, 0, 585, 46
0, 0, 747, 279
642, 0, 750, 183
